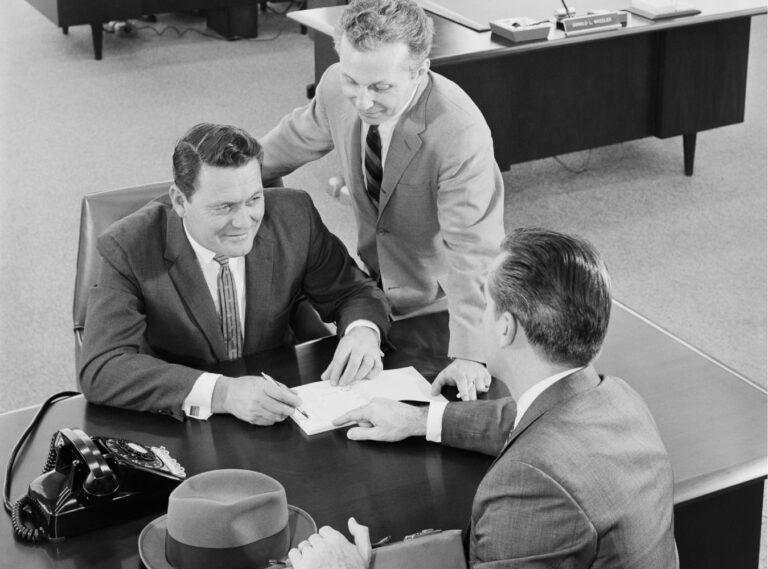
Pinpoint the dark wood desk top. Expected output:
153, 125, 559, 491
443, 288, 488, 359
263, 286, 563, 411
289, 0, 767, 64
1, 302, 765, 568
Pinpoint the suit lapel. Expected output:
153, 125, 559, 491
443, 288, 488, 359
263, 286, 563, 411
377, 76, 430, 218
493, 367, 602, 464
164, 212, 227, 360
242, 231, 275, 353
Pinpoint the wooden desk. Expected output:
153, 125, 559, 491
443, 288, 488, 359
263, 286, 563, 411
24, 0, 266, 60
289, 0, 767, 175
0, 302, 765, 568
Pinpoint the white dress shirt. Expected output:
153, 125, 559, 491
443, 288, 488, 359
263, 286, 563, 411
426, 367, 584, 443
181, 225, 246, 420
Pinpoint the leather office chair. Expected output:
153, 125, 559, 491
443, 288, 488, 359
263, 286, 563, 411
73, 180, 333, 375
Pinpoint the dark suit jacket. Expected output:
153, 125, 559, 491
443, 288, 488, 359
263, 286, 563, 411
443, 367, 678, 568
79, 189, 389, 419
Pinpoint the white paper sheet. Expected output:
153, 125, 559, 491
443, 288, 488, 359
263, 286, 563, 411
289, 367, 446, 435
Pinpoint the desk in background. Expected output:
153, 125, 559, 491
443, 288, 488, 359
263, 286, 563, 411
0, 302, 765, 568
25, 0, 284, 59
290, 0, 767, 175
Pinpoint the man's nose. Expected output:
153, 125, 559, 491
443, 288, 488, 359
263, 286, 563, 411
355, 87, 374, 111
231, 205, 251, 228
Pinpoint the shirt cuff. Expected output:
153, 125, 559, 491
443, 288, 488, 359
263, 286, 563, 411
182, 373, 220, 420
426, 401, 448, 443
344, 319, 381, 345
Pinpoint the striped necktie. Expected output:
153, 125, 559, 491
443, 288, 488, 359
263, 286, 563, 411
364, 124, 383, 206
214, 255, 242, 360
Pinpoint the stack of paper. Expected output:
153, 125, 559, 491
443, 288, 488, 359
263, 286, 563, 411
289, 367, 446, 435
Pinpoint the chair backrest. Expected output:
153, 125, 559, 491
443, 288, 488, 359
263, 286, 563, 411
72, 176, 327, 372
73, 182, 171, 366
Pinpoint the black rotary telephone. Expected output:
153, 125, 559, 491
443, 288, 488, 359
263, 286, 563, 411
3, 393, 186, 542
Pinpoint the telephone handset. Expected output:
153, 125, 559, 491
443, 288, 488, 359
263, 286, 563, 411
8, 427, 186, 541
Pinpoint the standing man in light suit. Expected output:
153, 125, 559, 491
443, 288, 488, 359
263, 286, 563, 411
261, 0, 505, 399
288, 229, 678, 569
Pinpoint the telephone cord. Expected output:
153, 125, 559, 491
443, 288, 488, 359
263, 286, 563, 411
10, 495, 45, 541
3, 391, 80, 541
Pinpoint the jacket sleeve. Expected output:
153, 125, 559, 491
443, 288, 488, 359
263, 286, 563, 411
441, 398, 517, 456
299, 192, 391, 340
470, 460, 597, 568
260, 68, 337, 183
435, 122, 505, 362
78, 234, 203, 420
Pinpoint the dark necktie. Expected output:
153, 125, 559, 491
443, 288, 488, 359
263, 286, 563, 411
214, 255, 242, 360
364, 124, 383, 206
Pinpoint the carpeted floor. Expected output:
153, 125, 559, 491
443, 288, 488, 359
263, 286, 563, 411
0, 5, 764, 411
0, 2, 766, 564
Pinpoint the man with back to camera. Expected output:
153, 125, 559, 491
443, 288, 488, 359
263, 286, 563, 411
260, 0, 505, 400
79, 123, 390, 425
287, 228, 679, 569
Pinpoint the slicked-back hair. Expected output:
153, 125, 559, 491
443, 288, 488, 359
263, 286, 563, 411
172, 123, 264, 199
488, 228, 612, 367
336, 0, 434, 70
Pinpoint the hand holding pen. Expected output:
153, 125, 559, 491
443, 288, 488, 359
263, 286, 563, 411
261, 372, 310, 419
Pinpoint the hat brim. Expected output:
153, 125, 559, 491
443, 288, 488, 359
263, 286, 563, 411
138, 505, 317, 569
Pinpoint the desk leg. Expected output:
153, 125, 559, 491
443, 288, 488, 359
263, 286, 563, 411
62, 26, 69, 35
683, 134, 696, 176
90, 22, 103, 60
674, 478, 764, 568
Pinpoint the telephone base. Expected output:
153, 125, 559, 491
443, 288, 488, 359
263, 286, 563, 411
28, 470, 180, 539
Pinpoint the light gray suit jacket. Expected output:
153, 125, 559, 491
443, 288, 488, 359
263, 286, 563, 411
79, 190, 389, 419
442, 367, 678, 568
261, 65, 504, 362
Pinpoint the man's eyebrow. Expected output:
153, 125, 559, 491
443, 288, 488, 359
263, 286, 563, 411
342, 73, 389, 86
208, 199, 235, 207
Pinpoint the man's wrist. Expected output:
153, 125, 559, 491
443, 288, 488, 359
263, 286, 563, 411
211, 376, 232, 414
409, 406, 429, 438
345, 320, 381, 344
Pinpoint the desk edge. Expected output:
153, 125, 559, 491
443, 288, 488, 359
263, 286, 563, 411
674, 456, 768, 504
613, 299, 767, 394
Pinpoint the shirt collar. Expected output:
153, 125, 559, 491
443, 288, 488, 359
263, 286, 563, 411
182, 222, 219, 266
513, 366, 585, 428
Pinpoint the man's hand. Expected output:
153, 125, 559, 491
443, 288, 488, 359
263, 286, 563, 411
333, 398, 428, 441
322, 326, 382, 386
431, 358, 491, 401
288, 517, 372, 569
212, 375, 302, 425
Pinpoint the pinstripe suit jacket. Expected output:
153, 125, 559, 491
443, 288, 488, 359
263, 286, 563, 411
442, 367, 678, 568
79, 190, 389, 419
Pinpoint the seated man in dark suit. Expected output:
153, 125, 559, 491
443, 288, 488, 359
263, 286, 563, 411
288, 228, 678, 569
79, 123, 390, 425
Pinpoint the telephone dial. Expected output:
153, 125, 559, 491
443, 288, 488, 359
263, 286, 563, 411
6, 426, 185, 541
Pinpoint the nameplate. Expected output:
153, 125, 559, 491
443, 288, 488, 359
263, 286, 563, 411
560, 12, 622, 36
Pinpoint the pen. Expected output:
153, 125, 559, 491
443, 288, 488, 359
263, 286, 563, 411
261, 372, 310, 419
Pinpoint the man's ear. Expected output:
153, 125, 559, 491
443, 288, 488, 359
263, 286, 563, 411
498, 312, 517, 348
169, 184, 188, 218
418, 58, 431, 77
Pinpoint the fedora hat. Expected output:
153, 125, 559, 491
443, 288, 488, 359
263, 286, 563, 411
138, 469, 316, 569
